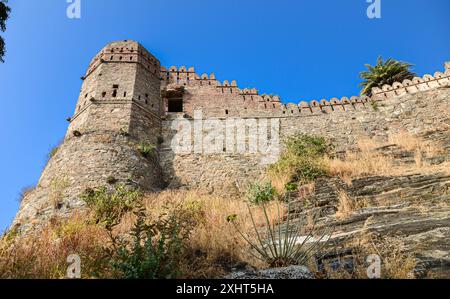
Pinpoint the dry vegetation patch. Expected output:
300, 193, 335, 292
326, 131, 449, 182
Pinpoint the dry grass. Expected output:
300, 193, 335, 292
1, 190, 284, 278
326, 131, 449, 183
335, 190, 356, 220
321, 233, 417, 279
268, 172, 292, 194
49, 177, 69, 209
0, 213, 109, 279
352, 233, 417, 279
325, 139, 394, 180
138, 190, 281, 278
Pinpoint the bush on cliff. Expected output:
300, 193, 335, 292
137, 142, 156, 158
106, 203, 196, 279
246, 182, 277, 205
81, 184, 141, 229
268, 133, 329, 186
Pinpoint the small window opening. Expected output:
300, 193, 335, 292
112, 90, 117, 98
113, 84, 119, 89
102, 92, 106, 97
168, 98, 183, 113
124, 92, 127, 97
225, 109, 229, 115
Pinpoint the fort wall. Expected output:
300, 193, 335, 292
12, 40, 450, 231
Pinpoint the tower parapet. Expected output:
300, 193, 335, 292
14, 41, 164, 231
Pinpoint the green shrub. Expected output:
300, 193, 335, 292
370, 100, 379, 111
247, 182, 277, 205
48, 146, 59, 160
81, 184, 141, 229
269, 133, 329, 184
285, 133, 328, 158
107, 204, 194, 279
119, 127, 129, 136
285, 182, 298, 192
138, 142, 156, 158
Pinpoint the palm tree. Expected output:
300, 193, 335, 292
359, 56, 416, 96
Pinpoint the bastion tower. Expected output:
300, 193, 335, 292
14, 41, 164, 229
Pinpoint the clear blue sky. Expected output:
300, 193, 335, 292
0, 0, 449, 231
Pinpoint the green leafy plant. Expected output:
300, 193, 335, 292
360, 56, 416, 96
370, 100, 379, 111
119, 127, 129, 136
138, 142, 156, 158
228, 199, 330, 268
47, 145, 59, 161
81, 184, 141, 229
107, 204, 195, 279
285, 134, 328, 158
246, 182, 277, 205
269, 134, 329, 184
285, 182, 298, 192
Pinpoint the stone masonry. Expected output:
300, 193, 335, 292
12, 40, 450, 231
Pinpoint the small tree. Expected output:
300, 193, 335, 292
0, 0, 11, 63
359, 57, 416, 96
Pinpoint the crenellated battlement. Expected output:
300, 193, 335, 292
158, 62, 449, 118
371, 70, 450, 100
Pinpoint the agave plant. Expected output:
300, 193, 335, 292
228, 197, 332, 268
360, 57, 416, 96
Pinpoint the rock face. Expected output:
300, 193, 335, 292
225, 265, 314, 279
289, 172, 450, 278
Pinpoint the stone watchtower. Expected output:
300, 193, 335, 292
14, 41, 164, 229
